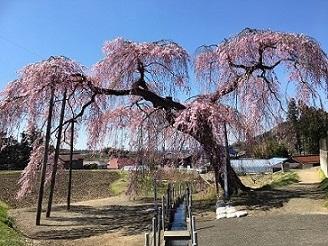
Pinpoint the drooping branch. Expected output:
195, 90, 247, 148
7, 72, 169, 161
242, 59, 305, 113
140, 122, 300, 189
4, 29, 328, 201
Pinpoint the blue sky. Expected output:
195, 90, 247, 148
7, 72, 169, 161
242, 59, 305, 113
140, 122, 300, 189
0, 0, 327, 148
1, 0, 327, 90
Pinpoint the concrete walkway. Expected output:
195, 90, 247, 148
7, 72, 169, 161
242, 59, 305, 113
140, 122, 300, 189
198, 214, 328, 246
198, 167, 328, 246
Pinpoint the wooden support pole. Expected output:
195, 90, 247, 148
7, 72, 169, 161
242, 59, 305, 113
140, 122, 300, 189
166, 185, 170, 209
67, 119, 75, 210
189, 185, 192, 209
223, 122, 230, 201
189, 206, 193, 242
179, 184, 181, 198
161, 196, 165, 230
186, 185, 190, 208
153, 178, 157, 212
170, 185, 174, 207
46, 89, 67, 218
35, 86, 55, 226
187, 184, 191, 206
165, 193, 169, 217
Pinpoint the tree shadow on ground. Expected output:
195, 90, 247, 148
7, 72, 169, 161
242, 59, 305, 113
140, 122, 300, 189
193, 184, 326, 214
31, 203, 156, 240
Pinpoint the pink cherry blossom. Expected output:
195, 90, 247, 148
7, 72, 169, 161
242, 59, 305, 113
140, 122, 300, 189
1, 29, 327, 197
92, 38, 190, 95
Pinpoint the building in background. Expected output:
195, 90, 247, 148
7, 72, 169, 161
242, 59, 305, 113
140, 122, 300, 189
231, 158, 288, 174
107, 157, 137, 169
290, 155, 320, 169
59, 153, 84, 169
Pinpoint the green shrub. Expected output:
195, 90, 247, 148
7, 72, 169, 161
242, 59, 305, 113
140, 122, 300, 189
262, 171, 299, 189
109, 171, 129, 195
83, 163, 98, 169
319, 178, 328, 191
0, 201, 24, 246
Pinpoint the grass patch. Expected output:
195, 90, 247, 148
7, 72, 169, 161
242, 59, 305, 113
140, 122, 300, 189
319, 173, 328, 208
0, 201, 24, 246
109, 171, 129, 195
264, 171, 299, 188
319, 169, 327, 181
132, 173, 168, 198
323, 200, 328, 208
319, 177, 328, 191
193, 185, 217, 201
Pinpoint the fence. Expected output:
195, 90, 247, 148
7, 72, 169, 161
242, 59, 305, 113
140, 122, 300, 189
144, 182, 198, 246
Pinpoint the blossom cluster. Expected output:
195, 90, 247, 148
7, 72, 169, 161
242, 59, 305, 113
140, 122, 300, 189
195, 28, 328, 104
0, 29, 326, 198
92, 38, 190, 94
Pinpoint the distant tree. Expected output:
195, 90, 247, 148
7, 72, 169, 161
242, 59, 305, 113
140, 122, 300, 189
101, 147, 130, 158
299, 105, 328, 153
0, 135, 19, 169
267, 140, 289, 158
16, 130, 42, 169
0, 131, 40, 170
252, 137, 288, 158
287, 98, 302, 154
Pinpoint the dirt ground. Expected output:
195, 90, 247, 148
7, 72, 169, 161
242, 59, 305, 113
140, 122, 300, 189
10, 196, 154, 246
295, 167, 322, 184
196, 167, 328, 221
0, 170, 120, 208
9, 167, 328, 246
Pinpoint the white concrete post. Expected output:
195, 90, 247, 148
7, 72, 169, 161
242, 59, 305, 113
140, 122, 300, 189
144, 233, 150, 246
192, 231, 198, 246
189, 207, 193, 242
192, 216, 196, 231
157, 207, 161, 246
152, 217, 156, 246
191, 215, 197, 244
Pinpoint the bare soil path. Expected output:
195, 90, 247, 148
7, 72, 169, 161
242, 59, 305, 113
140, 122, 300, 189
10, 167, 328, 245
295, 167, 322, 184
10, 196, 154, 246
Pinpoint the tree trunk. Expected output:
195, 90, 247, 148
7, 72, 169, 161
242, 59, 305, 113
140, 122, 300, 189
218, 164, 250, 195
190, 120, 249, 197
85, 78, 250, 197
46, 89, 67, 217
